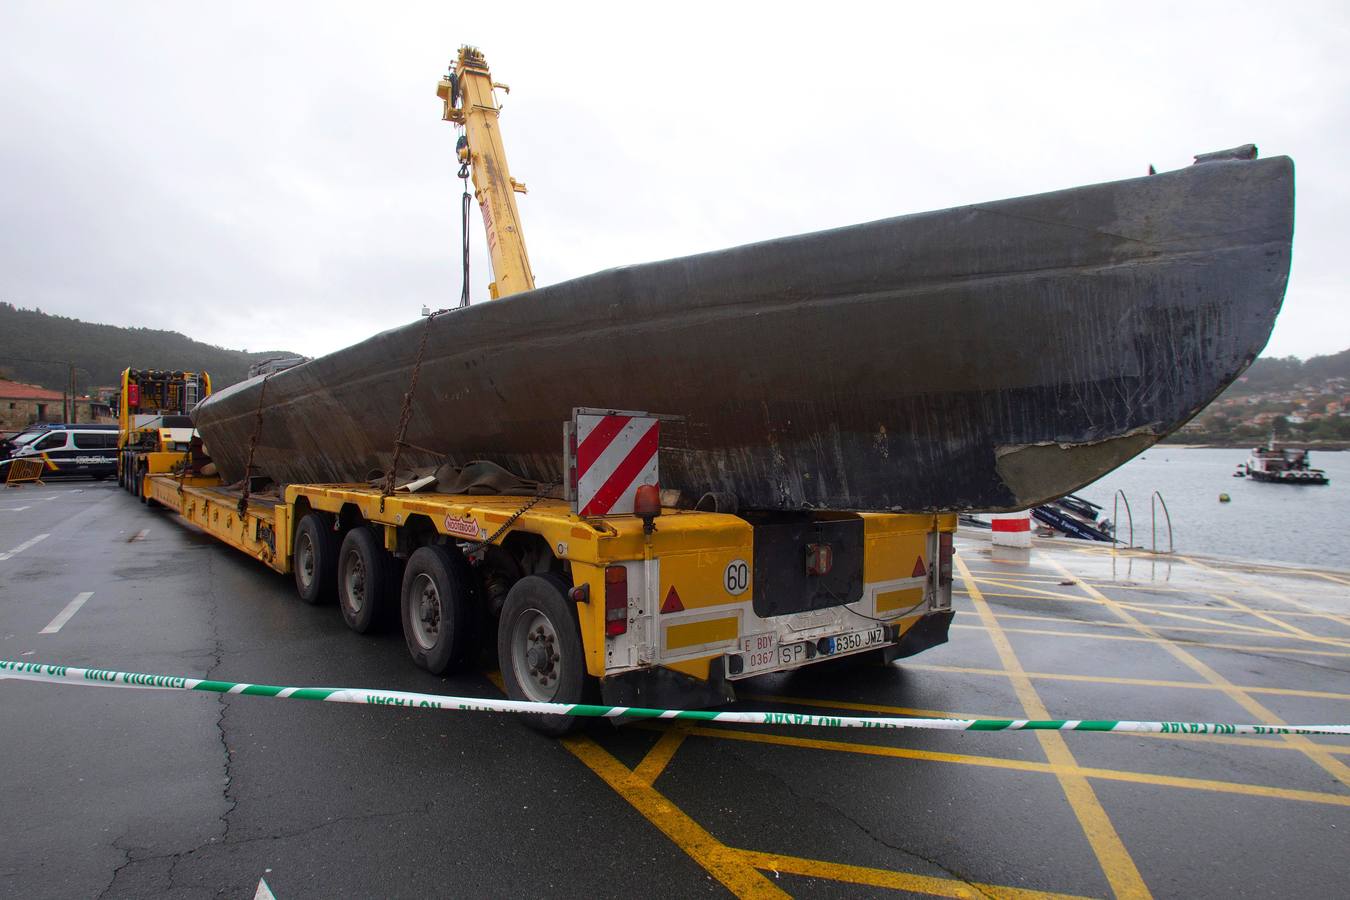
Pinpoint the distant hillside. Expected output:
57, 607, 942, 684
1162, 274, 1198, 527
0, 303, 298, 394
1224, 348, 1350, 396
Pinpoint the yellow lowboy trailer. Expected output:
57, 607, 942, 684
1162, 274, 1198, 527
132, 51, 958, 734
142, 465, 955, 734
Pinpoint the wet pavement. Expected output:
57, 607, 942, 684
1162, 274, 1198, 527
1, 480, 1347, 898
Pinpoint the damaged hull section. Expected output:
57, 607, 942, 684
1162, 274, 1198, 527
193, 154, 1294, 512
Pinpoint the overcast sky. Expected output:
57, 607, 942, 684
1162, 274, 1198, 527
1, 1, 1346, 360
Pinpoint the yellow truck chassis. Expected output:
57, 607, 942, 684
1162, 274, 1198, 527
143, 472, 956, 729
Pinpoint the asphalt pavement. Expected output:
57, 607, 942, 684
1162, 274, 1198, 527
2, 479, 1348, 899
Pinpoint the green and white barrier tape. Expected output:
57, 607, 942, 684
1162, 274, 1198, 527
3, 660, 1348, 736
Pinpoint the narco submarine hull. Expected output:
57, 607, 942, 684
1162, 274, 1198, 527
193, 150, 1294, 512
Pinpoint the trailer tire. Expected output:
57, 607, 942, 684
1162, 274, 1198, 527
498, 574, 587, 736
338, 527, 391, 634
293, 512, 338, 605
401, 545, 475, 674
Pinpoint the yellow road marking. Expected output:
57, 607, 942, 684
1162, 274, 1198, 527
962, 588, 1350, 625
633, 724, 690, 785
562, 735, 789, 898
957, 556, 1151, 899
988, 609, 1350, 646
949, 621, 1350, 659
1204, 590, 1344, 645
740, 692, 1347, 754
676, 725, 1350, 808
1308, 571, 1350, 588
968, 574, 1350, 653
1179, 555, 1350, 627
731, 848, 1092, 899
1106, 597, 1350, 647
902, 662, 1350, 704
969, 576, 1095, 603
963, 569, 1081, 583
1041, 555, 1350, 792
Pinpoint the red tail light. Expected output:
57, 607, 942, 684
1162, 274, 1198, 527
604, 565, 628, 636
938, 532, 954, 586
805, 543, 833, 576
128, 384, 140, 407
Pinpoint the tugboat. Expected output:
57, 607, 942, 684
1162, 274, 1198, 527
1244, 441, 1330, 485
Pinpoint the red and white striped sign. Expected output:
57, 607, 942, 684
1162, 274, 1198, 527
573, 412, 660, 516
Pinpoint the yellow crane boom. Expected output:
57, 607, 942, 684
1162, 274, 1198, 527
437, 46, 535, 300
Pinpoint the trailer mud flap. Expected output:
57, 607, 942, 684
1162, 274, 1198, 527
600, 660, 735, 710
746, 512, 864, 618
880, 609, 955, 664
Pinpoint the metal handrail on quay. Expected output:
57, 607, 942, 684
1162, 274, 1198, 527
1151, 491, 1174, 554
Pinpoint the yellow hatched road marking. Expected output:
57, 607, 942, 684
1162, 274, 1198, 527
1204, 590, 1342, 645
1106, 597, 1350, 647
1307, 571, 1350, 588
989, 609, 1350, 647
968, 574, 1349, 649
675, 725, 1350, 807
633, 724, 690, 785
949, 622, 1350, 659
739, 692, 1349, 754
567, 732, 1100, 898
562, 735, 789, 898
1040, 555, 1350, 792
957, 555, 1151, 899
969, 576, 1095, 602
1179, 555, 1350, 627
731, 848, 1092, 899
903, 662, 1350, 704
963, 588, 1350, 623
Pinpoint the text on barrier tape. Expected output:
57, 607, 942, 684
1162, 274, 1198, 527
3, 660, 1348, 736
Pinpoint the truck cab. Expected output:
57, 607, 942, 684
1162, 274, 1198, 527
116, 368, 211, 498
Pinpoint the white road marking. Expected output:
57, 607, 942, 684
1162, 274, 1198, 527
0, 506, 31, 512
255, 878, 278, 900
0, 533, 50, 561
40, 592, 94, 634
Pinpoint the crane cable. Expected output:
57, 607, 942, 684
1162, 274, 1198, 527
379, 124, 471, 509
458, 148, 472, 308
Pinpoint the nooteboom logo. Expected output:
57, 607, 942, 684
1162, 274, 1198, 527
443, 514, 481, 539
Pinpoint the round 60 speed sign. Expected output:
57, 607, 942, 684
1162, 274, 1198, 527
724, 559, 749, 596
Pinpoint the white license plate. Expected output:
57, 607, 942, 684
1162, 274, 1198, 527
821, 627, 886, 655
736, 633, 780, 676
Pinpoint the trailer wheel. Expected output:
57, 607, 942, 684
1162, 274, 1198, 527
401, 545, 475, 674
498, 574, 587, 736
338, 527, 391, 634
293, 512, 338, 605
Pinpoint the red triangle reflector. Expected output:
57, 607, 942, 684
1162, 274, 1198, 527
912, 557, 927, 578
661, 586, 684, 614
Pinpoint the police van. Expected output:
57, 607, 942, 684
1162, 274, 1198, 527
4, 425, 119, 479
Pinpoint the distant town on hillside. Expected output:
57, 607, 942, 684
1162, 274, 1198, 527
1168, 348, 1350, 446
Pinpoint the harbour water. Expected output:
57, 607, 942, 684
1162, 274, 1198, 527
1066, 446, 1348, 571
